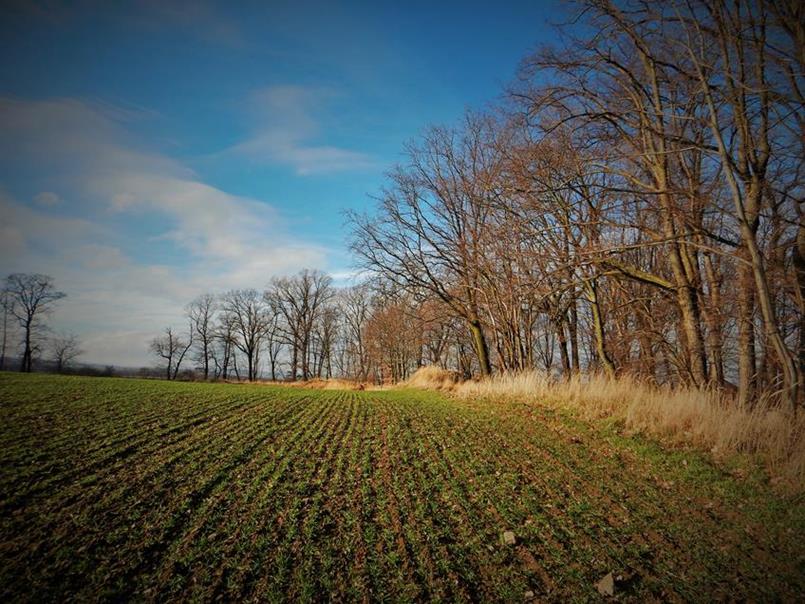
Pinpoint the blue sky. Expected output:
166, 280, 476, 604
0, 0, 563, 366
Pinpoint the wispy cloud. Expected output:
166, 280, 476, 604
229, 85, 376, 175
0, 97, 331, 366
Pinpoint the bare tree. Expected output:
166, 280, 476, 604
363, 295, 423, 383
150, 326, 193, 380
267, 270, 334, 380
349, 115, 512, 376
668, 0, 803, 408
220, 289, 268, 381
264, 309, 284, 381
340, 284, 372, 380
314, 305, 340, 378
3, 273, 66, 373
50, 332, 83, 373
212, 309, 238, 380
186, 293, 217, 380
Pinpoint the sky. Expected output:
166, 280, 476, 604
0, 0, 564, 367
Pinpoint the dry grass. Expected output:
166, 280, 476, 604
270, 378, 373, 391
454, 371, 805, 493
403, 365, 462, 390
231, 377, 370, 390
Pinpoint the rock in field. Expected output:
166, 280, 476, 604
502, 530, 517, 546
596, 572, 615, 596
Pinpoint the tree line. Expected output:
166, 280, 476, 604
151, 270, 477, 383
346, 0, 803, 409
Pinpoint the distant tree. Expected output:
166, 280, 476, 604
212, 309, 238, 380
186, 293, 217, 380
364, 296, 422, 383
51, 332, 83, 373
339, 284, 372, 380
314, 305, 340, 378
220, 289, 268, 381
264, 309, 284, 381
267, 269, 333, 380
150, 326, 193, 380
3, 273, 66, 372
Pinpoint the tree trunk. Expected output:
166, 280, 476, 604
0, 301, 7, 371
468, 319, 492, 377
736, 255, 757, 405
636, 303, 657, 381
585, 280, 615, 378
233, 355, 241, 381
743, 223, 800, 410
568, 301, 580, 373
796, 218, 805, 407
302, 336, 310, 380
700, 250, 725, 387
554, 316, 571, 376
21, 319, 32, 373
666, 239, 708, 386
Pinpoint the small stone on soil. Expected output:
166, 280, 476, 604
502, 530, 517, 546
596, 572, 615, 596
524, 589, 535, 600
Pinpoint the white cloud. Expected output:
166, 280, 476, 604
0, 97, 333, 366
0, 194, 192, 366
328, 269, 369, 285
228, 85, 376, 175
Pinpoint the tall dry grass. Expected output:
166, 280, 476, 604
403, 365, 462, 390
454, 371, 805, 493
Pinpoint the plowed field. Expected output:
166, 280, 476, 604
1, 373, 802, 601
